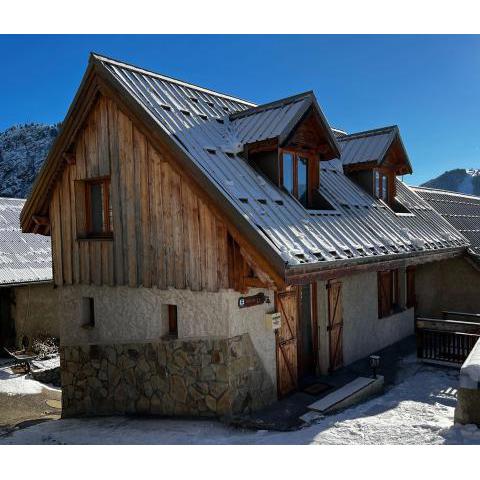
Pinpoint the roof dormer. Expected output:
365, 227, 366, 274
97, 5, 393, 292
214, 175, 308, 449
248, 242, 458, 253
339, 126, 412, 208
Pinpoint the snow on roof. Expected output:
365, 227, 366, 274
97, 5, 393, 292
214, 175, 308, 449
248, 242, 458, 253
339, 126, 398, 166
412, 186, 480, 255
0, 197, 52, 285
96, 55, 467, 266
15, 55, 443, 268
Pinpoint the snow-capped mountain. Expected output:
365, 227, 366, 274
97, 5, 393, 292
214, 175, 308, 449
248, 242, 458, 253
421, 168, 480, 195
0, 123, 58, 199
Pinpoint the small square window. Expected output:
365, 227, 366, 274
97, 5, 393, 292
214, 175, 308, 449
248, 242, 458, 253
81, 297, 95, 328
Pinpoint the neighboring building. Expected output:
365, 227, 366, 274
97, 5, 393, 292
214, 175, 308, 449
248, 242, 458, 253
411, 186, 480, 318
0, 197, 58, 350
21, 54, 469, 418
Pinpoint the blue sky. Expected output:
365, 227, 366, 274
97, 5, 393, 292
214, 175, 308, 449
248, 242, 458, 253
1, 34, 480, 185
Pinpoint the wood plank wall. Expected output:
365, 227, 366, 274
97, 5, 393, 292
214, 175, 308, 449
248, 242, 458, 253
50, 95, 231, 292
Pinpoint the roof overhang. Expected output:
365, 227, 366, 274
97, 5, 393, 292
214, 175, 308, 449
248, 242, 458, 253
285, 246, 466, 285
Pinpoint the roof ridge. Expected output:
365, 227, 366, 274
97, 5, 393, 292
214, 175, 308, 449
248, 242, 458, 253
90, 52, 257, 107
339, 125, 398, 141
229, 91, 314, 120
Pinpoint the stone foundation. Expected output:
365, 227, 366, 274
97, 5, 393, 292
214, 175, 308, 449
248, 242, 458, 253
60, 334, 275, 418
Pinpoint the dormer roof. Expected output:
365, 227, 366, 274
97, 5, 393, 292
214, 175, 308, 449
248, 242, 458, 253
339, 125, 412, 175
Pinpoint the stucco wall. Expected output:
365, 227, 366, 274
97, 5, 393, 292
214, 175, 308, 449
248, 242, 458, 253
12, 283, 59, 343
58, 285, 277, 388
416, 256, 480, 318
316, 270, 414, 374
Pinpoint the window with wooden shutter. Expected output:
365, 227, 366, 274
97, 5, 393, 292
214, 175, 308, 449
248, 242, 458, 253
406, 266, 416, 309
378, 269, 399, 318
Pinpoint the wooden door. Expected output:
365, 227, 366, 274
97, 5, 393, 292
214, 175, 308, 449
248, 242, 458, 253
327, 281, 343, 372
276, 290, 298, 397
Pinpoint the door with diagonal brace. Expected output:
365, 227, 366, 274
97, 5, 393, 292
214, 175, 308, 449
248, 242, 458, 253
275, 290, 298, 397
327, 280, 343, 372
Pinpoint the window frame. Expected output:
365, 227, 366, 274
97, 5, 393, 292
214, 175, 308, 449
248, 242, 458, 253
84, 176, 113, 239
279, 149, 317, 209
406, 266, 416, 309
373, 169, 393, 204
168, 305, 178, 338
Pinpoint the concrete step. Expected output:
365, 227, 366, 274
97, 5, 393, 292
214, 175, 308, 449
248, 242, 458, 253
307, 376, 384, 414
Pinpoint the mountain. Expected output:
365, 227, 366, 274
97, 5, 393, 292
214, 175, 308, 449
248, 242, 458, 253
421, 168, 480, 195
0, 123, 59, 199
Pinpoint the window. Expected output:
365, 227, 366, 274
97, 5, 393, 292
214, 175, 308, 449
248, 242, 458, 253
81, 297, 95, 328
168, 305, 178, 338
406, 266, 416, 309
378, 269, 399, 318
374, 170, 390, 203
85, 178, 112, 237
281, 151, 309, 208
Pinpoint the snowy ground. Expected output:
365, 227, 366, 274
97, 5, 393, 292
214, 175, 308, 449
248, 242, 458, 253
1, 359, 479, 444
0, 356, 60, 396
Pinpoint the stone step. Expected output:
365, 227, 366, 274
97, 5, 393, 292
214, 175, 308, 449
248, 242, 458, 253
307, 376, 383, 414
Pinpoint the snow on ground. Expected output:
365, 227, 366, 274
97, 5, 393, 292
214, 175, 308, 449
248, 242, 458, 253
1, 362, 480, 444
0, 356, 61, 396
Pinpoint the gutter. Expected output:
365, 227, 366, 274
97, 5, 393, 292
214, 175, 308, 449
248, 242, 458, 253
285, 245, 467, 279
0, 279, 54, 288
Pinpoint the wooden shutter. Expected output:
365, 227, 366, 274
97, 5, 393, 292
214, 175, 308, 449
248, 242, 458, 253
378, 271, 392, 318
276, 290, 298, 397
327, 281, 343, 372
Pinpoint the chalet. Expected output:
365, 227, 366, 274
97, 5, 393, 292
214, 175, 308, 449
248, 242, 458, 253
0, 197, 58, 351
21, 54, 469, 418
411, 186, 480, 317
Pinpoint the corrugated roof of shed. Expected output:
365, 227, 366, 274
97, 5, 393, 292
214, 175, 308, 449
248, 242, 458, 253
412, 186, 480, 255
0, 198, 52, 286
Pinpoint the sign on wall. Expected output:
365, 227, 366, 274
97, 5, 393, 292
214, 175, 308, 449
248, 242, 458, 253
238, 292, 269, 309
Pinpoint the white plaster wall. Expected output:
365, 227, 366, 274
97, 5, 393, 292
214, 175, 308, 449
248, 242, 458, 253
316, 270, 414, 373
58, 285, 277, 389
13, 283, 60, 342
227, 288, 277, 387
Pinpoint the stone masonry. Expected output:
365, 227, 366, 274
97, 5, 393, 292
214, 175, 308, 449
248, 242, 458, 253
61, 333, 275, 418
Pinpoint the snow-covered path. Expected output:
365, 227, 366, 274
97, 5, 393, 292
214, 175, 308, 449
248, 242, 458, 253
1, 363, 479, 444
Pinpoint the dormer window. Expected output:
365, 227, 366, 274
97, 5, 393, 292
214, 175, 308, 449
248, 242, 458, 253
279, 149, 334, 210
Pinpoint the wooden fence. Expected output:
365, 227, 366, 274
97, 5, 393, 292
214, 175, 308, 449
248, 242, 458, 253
416, 317, 480, 366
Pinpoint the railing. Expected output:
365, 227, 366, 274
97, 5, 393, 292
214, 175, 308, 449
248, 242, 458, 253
416, 317, 480, 366
442, 310, 480, 322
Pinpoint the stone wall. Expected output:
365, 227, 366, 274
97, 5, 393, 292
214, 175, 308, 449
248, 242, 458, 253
61, 334, 275, 418
12, 283, 59, 345
58, 284, 277, 390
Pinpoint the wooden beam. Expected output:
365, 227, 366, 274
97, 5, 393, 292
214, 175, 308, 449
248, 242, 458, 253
63, 152, 76, 165
32, 215, 50, 226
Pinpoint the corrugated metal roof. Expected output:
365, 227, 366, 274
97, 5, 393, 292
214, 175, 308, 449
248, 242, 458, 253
338, 126, 398, 166
95, 55, 467, 267
412, 186, 480, 255
0, 197, 52, 285
229, 93, 310, 146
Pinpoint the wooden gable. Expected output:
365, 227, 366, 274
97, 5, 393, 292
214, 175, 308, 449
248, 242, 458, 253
48, 93, 280, 292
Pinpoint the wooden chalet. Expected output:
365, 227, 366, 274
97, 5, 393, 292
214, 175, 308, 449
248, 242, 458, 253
21, 54, 471, 417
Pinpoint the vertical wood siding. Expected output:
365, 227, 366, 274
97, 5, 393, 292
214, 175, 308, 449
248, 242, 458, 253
49, 95, 230, 291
